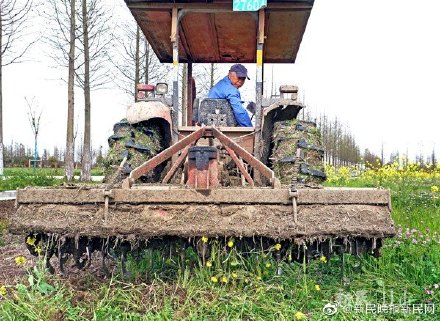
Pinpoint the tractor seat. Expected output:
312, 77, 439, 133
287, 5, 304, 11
195, 99, 238, 127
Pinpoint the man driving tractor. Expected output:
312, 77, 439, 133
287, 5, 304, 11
208, 64, 253, 127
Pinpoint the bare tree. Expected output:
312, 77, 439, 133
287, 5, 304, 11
79, 0, 91, 180
430, 148, 437, 167
110, 20, 170, 100
0, 0, 34, 175
75, 0, 111, 90
65, 0, 76, 180
45, 0, 111, 180
76, 0, 111, 181
193, 63, 219, 97
44, 0, 79, 180
25, 96, 42, 167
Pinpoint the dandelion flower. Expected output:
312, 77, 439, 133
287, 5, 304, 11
201, 236, 208, 243
294, 311, 307, 320
274, 243, 282, 251
221, 276, 228, 283
432, 186, 439, 193
26, 236, 36, 246
314, 284, 321, 291
319, 256, 327, 263
15, 256, 27, 266
232, 272, 238, 278
227, 240, 234, 248
35, 246, 43, 255
211, 276, 218, 283
0, 286, 6, 296
265, 262, 271, 268
206, 261, 212, 267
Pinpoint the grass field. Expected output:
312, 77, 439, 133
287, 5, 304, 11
0, 168, 104, 191
2, 167, 104, 177
0, 163, 439, 320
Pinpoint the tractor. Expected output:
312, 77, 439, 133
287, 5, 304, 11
9, 0, 394, 274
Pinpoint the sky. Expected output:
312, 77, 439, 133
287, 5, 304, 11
2, 0, 440, 161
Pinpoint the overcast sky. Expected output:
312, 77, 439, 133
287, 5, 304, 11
3, 0, 440, 161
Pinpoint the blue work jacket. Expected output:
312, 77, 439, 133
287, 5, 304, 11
208, 76, 253, 127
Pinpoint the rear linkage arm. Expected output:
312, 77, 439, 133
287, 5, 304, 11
122, 126, 280, 189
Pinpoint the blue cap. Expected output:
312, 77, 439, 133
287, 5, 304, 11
229, 64, 250, 80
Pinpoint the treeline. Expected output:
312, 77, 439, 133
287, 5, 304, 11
299, 110, 438, 169
2, 142, 104, 168
299, 110, 363, 167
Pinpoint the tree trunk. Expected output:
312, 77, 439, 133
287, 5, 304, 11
210, 63, 215, 88
134, 26, 140, 100
80, 0, 92, 181
144, 41, 149, 84
65, 0, 76, 181
0, 10, 3, 176
181, 64, 187, 125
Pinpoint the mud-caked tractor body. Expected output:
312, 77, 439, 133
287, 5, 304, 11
9, 0, 394, 273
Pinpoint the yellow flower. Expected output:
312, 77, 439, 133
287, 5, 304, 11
206, 261, 212, 267
265, 262, 271, 268
201, 236, 208, 243
0, 285, 6, 296
432, 185, 439, 193
232, 272, 238, 278
314, 284, 321, 291
35, 246, 43, 255
274, 243, 282, 251
319, 256, 327, 263
227, 240, 234, 248
221, 276, 228, 283
26, 236, 36, 246
15, 256, 27, 266
211, 276, 218, 283
294, 311, 307, 320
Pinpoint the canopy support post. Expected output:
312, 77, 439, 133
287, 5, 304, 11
171, 6, 179, 143
186, 62, 194, 126
254, 9, 265, 160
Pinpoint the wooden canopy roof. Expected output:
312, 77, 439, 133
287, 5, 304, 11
125, 0, 314, 63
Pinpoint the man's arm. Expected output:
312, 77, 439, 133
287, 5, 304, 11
228, 92, 253, 127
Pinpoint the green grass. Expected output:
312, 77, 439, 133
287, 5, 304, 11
0, 167, 104, 191
0, 172, 61, 191
3, 167, 104, 177
0, 174, 439, 320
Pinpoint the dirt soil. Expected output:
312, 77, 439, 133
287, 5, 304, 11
0, 200, 114, 286
0, 200, 35, 285
10, 202, 395, 240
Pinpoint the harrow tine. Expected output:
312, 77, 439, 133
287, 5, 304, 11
59, 252, 68, 275
120, 242, 131, 278
57, 238, 69, 275
101, 238, 111, 277
275, 251, 283, 275
45, 247, 56, 274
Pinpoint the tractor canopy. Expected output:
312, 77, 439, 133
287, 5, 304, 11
125, 0, 314, 63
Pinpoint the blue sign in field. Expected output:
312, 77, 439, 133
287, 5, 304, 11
233, 0, 267, 12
